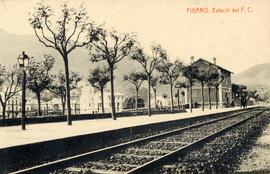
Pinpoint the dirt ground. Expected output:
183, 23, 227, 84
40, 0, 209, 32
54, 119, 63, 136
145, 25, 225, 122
236, 123, 270, 173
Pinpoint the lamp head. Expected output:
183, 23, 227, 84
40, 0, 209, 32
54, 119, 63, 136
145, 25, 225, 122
17, 51, 30, 68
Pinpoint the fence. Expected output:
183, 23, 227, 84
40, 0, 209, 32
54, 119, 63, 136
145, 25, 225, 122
2, 102, 80, 118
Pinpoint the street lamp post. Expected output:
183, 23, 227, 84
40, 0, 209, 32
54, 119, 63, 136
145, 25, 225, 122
17, 51, 29, 130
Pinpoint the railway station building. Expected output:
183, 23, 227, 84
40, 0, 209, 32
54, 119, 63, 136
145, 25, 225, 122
184, 58, 233, 108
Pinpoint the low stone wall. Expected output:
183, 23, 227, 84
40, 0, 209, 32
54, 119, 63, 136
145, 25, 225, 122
0, 107, 257, 173
0, 109, 185, 127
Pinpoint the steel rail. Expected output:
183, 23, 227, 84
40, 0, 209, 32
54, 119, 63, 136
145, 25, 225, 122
10, 109, 260, 174
125, 110, 266, 174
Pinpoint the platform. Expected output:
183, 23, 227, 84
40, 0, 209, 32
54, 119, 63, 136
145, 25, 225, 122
0, 107, 252, 149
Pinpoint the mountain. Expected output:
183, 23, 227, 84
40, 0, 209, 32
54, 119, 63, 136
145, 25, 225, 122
232, 63, 270, 101
232, 63, 270, 86
0, 29, 142, 94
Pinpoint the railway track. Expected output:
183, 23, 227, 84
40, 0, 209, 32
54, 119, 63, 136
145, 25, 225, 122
11, 108, 267, 174
154, 109, 270, 174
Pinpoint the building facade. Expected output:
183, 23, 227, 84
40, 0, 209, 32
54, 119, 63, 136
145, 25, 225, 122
185, 58, 233, 108
80, 85, 125, 114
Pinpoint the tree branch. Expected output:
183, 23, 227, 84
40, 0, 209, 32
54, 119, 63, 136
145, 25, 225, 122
34, 28, 56, 49
65, 21, 78, 47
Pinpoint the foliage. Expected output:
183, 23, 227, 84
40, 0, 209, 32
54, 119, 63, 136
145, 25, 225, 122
194, 69, 208, 86
27, 55, 55, 95
156, 59, 183, 112
182, 63, 199, 112
182, 64, 199, 86
0, 65, 22, 118
29, 1, 100, 123
48, 71, 81, 114
175, 80, 188, 89
123, 71, 147, 112
150, 76, 162, 91
88, 29, 137, 119
123, 71, 147, 90
156, 59, 183, 84
27, 55, 55, 115
232, 83, 247, 99
131, 44, 167, 76
29, 1, 100, 55
48, 71, 81, 98
89, 30, 136, 68
162, 93, 168, 99
88, 66, 110, 90
0, 65, 5, 86
131, 44, 167, 115
205, 70, 219, 87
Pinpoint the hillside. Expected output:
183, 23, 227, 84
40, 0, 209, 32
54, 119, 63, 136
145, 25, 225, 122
2, 29, 269, 99
232, 63, 270, 101
0, 29, 142, 94
232, 63, 270, 86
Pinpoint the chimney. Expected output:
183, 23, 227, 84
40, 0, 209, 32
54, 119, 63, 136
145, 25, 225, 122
213, 57, 216, 65
190, 56, 194, 63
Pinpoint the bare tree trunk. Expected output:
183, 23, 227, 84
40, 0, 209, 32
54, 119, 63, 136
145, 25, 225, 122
12, 100, 14, 117
181, 90, 185, 110
2, 104, 6, 120
177, 89, 180, 110
208, 87, 212, 110
109, 66, 116, 120
201, 84, 205, 111
61, 93, 66, 115
64, 56, 72, 125
0, 100, 6, 123
147, 74, 151, 116
154, 89, 157, 110
189, 83, 193, 113
36, 92, 42, 116
101, 88, 105, 113
135, 87, 138, 113
215, 87, 219, 109
170, 82, 174, 113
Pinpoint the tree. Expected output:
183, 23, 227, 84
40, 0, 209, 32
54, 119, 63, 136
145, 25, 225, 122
175, 80, 188, 110
232, 83, 247, 107
88, 29, 136, 120
27, 55, 55, 116
123, 71, 147, 112
162, 93, 168, 108
48, 71, 81, 115
194, 69, 208, 111
156, 59, 183, 112
29, 2, 100, 125
122, 96, 145, 109
246, 89, 259, 101
182, 63, 198, 112
205, 70, 219, 110
241, 89, 260, 107
213, 74, 224, 109
131, 45, 167, 116
88, 66, 110, 113
0, 65, 21, 121
150, 76, 161, 110
232, 83, 240, 101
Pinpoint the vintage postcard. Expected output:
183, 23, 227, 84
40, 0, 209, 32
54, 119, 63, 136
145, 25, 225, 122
0, 0, 269, 173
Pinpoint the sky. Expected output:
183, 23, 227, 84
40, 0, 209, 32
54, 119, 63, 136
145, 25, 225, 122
0, 0, 269, 73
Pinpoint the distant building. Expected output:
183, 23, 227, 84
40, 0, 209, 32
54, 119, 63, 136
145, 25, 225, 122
80, 85, 125, 114
185, 58, 233, 107
4, 94, 21, 117
45, 96, 80, 115
1, 93, 79, 117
